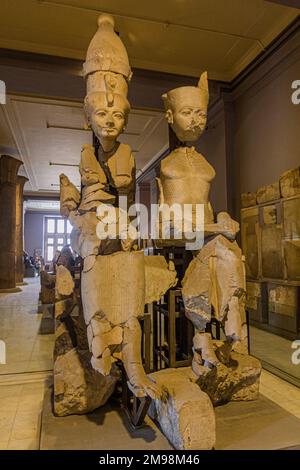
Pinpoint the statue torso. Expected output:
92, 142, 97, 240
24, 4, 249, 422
160, 147, 216, 223
79, 142, 135, 212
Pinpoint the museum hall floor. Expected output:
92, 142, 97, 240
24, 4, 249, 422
0, 277, 54, 375
250, 326, 300, 384
0, 279, 300, 450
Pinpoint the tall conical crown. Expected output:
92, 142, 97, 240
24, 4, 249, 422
83, 14, 132, 81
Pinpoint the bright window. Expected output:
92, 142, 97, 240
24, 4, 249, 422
44, 217, 72, 262
47, 219, 55, 234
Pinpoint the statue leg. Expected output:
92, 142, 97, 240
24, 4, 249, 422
182, 248, 220, 375
192, 330, 220, 375
122, 317, 163, 399
210, 235, 248, 354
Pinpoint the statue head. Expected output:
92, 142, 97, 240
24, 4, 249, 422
84, 86, 130, 145
83, 14, 132, 148
162, 72, 209, 143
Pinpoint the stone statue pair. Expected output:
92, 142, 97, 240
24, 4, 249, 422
60, 14, 249, 400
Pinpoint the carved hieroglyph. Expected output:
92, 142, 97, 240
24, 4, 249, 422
59, 14, 176, 400
157, 74, 259, 382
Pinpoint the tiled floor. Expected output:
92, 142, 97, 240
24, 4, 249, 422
259, 369, 300, 419
0, 277, 53, 449
0, 379, 47, 450
250, 325, 300, 382
0, 278, 54, 375
0, 279, 299, 449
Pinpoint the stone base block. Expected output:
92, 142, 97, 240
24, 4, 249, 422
39, 303, 55, 334
195, 351, 261, 406
54, 348, 118, 417
148, 368, 216, 450
0, 287, 22, 293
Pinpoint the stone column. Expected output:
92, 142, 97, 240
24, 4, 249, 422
16, 175, 28, 285
0, 155, 23, 292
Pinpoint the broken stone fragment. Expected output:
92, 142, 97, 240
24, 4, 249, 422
55, 297, 76, 321
90, 347, 112, 375
148, 368, 216, 450
195, 348, 261, 406
91, 325, 123, 358
241, 192, 257, 208
256, 182, 280, 204
60, 174, 80, 217
280, 167, 300, 198
54, 348, 117, 416
81, 251, 145, 326
54, 322, 74, 362
90, 316, 111, 336
55, 265, 75, 298
40, 271, 56, 304
144, 255, 177, 303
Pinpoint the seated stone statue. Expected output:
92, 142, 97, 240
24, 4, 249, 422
59, 14, 169, 400
157, 72, 248, 376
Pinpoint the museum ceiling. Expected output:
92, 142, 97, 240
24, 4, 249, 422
0, 0, 299, 196
0, 95, 168, 194
0, 0, 298, 81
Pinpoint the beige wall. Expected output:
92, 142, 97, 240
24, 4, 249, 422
232, 25, 300, 210
233, 56, 300, 194
196, 27, 300, 220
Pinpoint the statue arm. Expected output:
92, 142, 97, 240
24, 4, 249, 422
60, 174, 80, 217
156, 177, 164, 206
204, 212, 240, 240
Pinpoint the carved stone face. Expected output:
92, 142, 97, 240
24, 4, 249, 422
167, 105, 207, 143
85, 93, 129, 145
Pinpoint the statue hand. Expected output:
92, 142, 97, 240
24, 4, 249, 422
60, 174, 81, 217
217, 212, 239, 238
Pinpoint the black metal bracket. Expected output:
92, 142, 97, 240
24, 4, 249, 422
120, 366, 151, 429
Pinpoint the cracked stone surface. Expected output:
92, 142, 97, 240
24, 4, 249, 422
148, 368, 216, 450
194, 348, 261, 406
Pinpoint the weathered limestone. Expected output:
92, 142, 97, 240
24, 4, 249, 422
280, 167, 300, 198
55, 265, 75, 298
15, 175, 28, 285
60, 174, 80, 217
81, 250, 164, 399
40, 271, 56, 304
148, 368, 216, 450
59, 14, 166, 400
0, 155, 23, 292
39, 303, 55, 335
144, 256, 177, 303
156, 74, 259, 420
54, 347, 118, 417
241, 192, 257, 208
256, 182, 280, 204
182, 235, 248, 354
194, 344, 261, 406
54, 265, 117, 416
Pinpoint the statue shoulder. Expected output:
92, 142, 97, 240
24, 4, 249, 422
80, 144, 104, 185
160, 150, 178, 172
195, 150, 216, 179
80, 144, 97, 169
115, 143, 135, 176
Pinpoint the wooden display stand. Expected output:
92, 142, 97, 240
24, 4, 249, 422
153, 288, 194, 370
